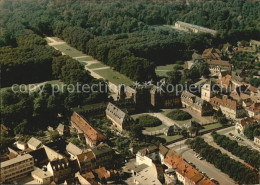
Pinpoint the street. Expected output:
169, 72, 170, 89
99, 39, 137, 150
168, 140, 236, 185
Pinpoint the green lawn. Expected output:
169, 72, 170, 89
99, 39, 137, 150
156, 64, 177, 71
54, 44, 85, 57
76, 56, 94, 61
199, 123, 223, 133
155, 70, 169, 77
144, 124, 167, 132
158, 134, 183, 143
87, 63, 107, 69
93, 68, 133, 86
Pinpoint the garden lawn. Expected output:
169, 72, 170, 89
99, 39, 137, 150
87, 63, 107, 69
93, 68, 133, 86
199, 123, 223, 133
157, 134, 183, 143
54, 43, 85, 57
76, 56, 94, 61
156, 64, 177, 70
144, 124, 167, 132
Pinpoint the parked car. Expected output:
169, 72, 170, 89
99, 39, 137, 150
229, 133, 234, 136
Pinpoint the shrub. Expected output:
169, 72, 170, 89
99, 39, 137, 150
137, 115, 162, 127
166, 110, 192, 121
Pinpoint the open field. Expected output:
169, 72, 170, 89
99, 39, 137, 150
87, 63, 107, 69
93, 68, 133, 86
54, 44, 85, 57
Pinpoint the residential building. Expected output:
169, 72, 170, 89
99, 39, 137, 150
43, 145, 64, 161
76, 151, 96, 172
235, 117, 258, 134
70, 112, 105, 147
164, 149, 216, 185
206, 60, 231, 74
254, 136, 260, 146
31, 167, 53, 184
92, 143, 113, 167
210, 96, 244, 119
0, 154, 34, 183
29, 148, 49, 167
27, 137, 42, 151
76, 143, 113, 172
47, 157, 72, 183
93, 167, 110, 183
16, 141, 27, 151
202, 48, 222, 60
63, 177, 80, 184
136, 145, 159, 166
132, 163, 162, 185
247, 103, 260, 117
66, 142, 85, 160
181, 91, 213, 116
105, 102, 133, 132
56, 123, 69, 136
175, 21, 217, 35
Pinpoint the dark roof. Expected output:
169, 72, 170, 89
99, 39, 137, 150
29, 148, 48, 166
92, 143, 113, 157
159, 144, 169, 157
106, 102, 127, 126
49, 158, 70, 171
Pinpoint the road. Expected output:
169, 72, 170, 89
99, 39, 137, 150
201, 131, 245, 165
221, 127, 260, 152
168, 139, 236, 185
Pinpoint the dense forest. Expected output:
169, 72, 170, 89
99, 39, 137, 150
1, 0, 260, 82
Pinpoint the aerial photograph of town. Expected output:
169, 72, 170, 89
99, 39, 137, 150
0, 0, 260, 184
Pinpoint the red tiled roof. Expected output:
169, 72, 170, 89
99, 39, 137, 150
164, 149, 216, 185
240, 117, 256, 127
206, 60, 231, 67
93, 167, 110, 179
210, 96, 241, 111
77, 151, 95, 162
71, 112, 105, 143
249, 103, 260, 113
202, 48, 222, 60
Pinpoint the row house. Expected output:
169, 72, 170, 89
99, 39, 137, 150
76, 143, 113, 172
181, 91, 213, 116
164, 149, 216, 185
46, 157, 72, 183
70, 112, 105, 147
210, 96, 244, 119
